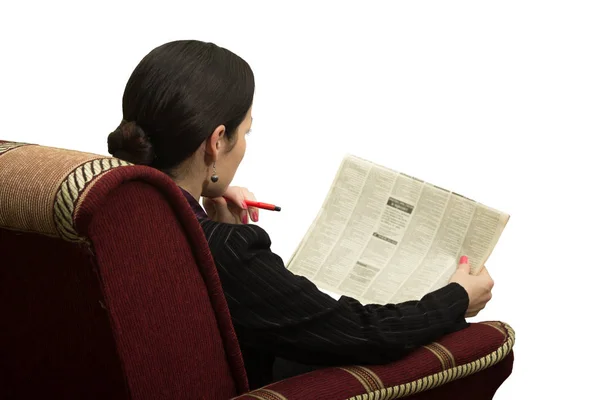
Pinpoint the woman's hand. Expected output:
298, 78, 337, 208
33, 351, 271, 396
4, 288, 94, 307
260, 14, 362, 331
202, 186, 259, 224
448, 257, 494, 318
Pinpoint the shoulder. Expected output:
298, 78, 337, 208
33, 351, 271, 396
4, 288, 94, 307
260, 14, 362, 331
198, 219, 272, 251
197, 219, 288, 281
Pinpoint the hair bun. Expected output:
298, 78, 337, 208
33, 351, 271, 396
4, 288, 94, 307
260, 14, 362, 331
107, 121, 155, 165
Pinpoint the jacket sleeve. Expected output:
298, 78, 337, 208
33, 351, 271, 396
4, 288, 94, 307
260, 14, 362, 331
200, 220, 470, 366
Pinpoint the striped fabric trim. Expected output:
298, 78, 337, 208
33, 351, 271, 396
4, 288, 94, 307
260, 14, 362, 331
339, 366, 384, 393
345, 322, 515, 400
481, 321, 508, 339
0, 141, 32, 155
423, 342, 456, 370
242, 388, 288, 400
53, 158, 131, 242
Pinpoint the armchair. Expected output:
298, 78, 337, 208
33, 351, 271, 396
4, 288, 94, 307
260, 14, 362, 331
0, 140, 514, 399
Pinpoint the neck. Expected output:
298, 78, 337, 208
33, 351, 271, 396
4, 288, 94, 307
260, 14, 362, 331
171, 153, 210, 201
176, 175, 205, 201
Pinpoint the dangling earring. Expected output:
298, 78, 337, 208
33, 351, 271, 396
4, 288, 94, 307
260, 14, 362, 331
211, 162, 219, 183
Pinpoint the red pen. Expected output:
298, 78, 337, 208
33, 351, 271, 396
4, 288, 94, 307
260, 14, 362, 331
244, 200, 281, 212
225, 198, 281, 211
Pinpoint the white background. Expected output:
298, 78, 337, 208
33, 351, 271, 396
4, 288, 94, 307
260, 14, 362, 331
2, 1, 599, 397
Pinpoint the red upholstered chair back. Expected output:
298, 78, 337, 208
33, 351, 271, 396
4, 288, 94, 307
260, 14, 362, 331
0, 141, 248, 399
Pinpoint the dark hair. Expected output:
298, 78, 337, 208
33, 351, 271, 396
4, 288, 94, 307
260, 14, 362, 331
108, 40, 254, 172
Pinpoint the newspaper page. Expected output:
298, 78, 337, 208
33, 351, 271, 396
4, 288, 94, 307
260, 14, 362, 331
287, 155, 509, 305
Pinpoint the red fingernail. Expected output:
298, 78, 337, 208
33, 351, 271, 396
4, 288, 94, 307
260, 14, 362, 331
242, 214, 248, 224
253, 211, 259, 222
460, 256, 469, 264
242, 202, 248, 210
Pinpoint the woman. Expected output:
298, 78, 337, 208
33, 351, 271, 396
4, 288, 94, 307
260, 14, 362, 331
107, 40, 494, 389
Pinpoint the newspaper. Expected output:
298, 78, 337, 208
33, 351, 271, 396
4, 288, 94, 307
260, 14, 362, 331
287, 155, 509, 305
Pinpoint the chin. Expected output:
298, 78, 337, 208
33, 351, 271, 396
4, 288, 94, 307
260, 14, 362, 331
203, 182, 229, 198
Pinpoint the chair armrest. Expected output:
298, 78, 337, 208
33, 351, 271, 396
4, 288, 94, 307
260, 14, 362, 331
234, 321, 514, 400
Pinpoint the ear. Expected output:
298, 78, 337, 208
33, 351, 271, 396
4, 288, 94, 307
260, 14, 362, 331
205, 124, 226, 162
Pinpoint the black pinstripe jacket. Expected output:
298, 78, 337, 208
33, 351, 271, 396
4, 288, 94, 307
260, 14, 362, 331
181, 189, 469, 389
